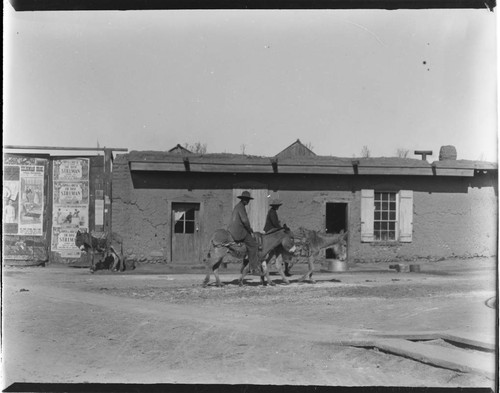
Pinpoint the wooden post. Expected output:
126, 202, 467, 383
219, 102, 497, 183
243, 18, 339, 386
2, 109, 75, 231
103, 148, 113, 242
47, 159, 54, 263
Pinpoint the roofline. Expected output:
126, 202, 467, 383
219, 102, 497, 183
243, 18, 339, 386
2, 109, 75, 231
275, 138, 316, 157
127, 156, 497, 177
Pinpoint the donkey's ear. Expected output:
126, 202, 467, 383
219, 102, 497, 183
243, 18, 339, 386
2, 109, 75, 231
339, 229, 345, 234
342, 231, 348, 239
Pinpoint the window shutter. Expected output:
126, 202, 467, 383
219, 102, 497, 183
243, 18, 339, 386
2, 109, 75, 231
399, 190, 413, 242
360, 189, 374, 242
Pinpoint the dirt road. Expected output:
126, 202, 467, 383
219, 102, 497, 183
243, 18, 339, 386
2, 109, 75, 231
2, 258, 497, 388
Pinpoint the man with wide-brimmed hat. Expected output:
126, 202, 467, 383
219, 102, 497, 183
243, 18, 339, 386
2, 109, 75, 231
228, 191, 259, 271
264, 199, 283, 233
264, 198, 292, 277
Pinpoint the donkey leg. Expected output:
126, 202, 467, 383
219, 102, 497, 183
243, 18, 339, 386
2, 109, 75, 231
238, 262, 250, 286
212, 259, 224, 287
308, 254, 317, 284
260, 261, 267, 286
240, 257, 249, 274
202, 262, 211, 287
89, 250, 95, 273
111, 253, 119, 272
119, 254, 125, 272
299, 253, 316, 283
261, 260, 275, 286
275, 254, 290, 285
203, 251, 220, 287
109, 247, 123, 272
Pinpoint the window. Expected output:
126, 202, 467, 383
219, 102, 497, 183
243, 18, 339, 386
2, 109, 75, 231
172, 203, 199, 234
361, 189, 413, 242
374, 192, 397, 241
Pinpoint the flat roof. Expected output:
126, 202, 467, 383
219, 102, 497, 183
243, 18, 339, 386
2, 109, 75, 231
126, 151, 497, 177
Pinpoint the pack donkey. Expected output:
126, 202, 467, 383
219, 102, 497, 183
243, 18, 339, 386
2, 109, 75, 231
295, 228, 348, 283
203, 225, 296, 287
75, 230, 129, 273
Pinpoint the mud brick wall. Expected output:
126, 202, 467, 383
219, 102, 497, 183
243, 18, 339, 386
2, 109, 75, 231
112, 155, 232, 263
346, 175, 497, 262
112, 154, 497, 264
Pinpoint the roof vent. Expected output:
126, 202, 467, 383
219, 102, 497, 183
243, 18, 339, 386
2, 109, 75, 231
414, 150, 433, 161
439, 145, 457, 161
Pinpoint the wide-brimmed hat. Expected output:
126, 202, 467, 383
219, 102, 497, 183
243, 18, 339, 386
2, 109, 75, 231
237, 191, 253, 200
269, 199, 283, 206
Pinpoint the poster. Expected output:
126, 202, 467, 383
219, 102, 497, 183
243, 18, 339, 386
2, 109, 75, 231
51, 158, 90, 255
53, 182, 89, 204
3, 164, 45, 236
53, 159, 89, 181
53, 204, 89, 227
19, 165, 45, 235
51, 227, 83, 258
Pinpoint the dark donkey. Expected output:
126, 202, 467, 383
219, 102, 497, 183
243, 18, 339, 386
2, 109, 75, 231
75, 230, 126, 273
203, 225, 296, 287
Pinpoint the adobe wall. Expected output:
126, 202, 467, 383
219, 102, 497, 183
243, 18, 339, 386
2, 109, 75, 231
112, 154, 497, 263
348, 182, 497, 262
112, 155, 232, 262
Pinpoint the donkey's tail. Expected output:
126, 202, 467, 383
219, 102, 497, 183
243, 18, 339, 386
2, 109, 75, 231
205, 236, 214, 261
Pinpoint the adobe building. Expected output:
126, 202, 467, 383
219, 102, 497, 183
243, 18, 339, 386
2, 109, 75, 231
112, 141, 498, 265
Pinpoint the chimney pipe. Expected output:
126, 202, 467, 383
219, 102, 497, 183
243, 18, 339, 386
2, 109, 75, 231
439, 145, 457, 161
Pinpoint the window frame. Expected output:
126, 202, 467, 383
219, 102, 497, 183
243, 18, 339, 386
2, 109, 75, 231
360, 189, 413, 243
172, 203, 199, 235
373, 191, 399, 242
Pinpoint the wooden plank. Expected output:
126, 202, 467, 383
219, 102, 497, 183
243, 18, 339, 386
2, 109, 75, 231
4, 145, 128, 151
373, 332, 442, 341
357, 167, 434, 176
277, 165, 354, 174
360, 189, 374, 242
194, 164, 273, 173
130, 160, 476, 177
435, 168, 475, 177
372, 339, 496, 378
441, 332, 496, 352
399, 190, 413, 242
130, 162, 186, 172
373, 331, 496, 352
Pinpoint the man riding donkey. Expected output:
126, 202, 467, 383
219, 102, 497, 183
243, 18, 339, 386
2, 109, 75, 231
229, 191, 259, 273
204, 190, 296, 287
264, 199, 292, 277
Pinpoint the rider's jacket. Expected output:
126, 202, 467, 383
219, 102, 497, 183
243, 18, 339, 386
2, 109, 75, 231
264, 208, 281, 233
228, 201, 253, 241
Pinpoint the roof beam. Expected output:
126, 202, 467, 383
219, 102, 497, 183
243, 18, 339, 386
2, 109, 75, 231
4, 145, 128, 152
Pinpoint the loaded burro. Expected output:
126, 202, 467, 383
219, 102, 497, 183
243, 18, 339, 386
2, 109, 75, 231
203, 190, 347, 287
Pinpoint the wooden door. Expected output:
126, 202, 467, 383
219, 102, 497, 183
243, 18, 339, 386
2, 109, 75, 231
232, 188, 268, 233
171, 202, 201, 263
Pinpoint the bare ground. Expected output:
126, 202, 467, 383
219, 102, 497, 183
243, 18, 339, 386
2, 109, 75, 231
2, 258, 497, 389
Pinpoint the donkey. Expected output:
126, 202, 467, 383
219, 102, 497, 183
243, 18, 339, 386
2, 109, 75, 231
203, 226, 296, 287
295, 228, 348, 283
75, 230, 126, 273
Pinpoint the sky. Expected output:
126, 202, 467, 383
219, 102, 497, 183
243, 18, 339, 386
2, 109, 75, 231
3, 5, 498, 161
